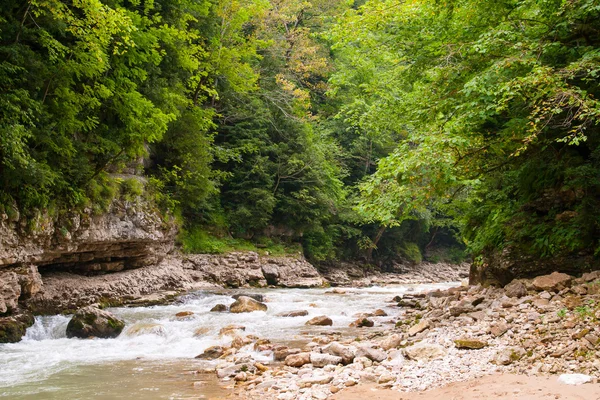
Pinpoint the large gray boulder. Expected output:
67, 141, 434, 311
66, 306, 125, 339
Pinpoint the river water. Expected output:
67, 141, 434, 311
0, 283, 456, 399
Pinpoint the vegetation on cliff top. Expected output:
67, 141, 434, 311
1, 0, 598, 267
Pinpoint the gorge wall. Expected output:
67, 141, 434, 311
0, 198, 176, 342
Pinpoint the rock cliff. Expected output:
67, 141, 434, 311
0, 198, 176, 341
469, 247, 599, 287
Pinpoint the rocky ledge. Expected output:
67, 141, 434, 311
0, 198, 176, 341
195, 270, 600, 399
320, 261, 468, 287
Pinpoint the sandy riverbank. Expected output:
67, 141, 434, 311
333, 374, 600, 400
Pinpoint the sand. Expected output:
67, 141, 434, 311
332, 374, 600, 400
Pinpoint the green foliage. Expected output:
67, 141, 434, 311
119, 179, 143, 202
329, 0, 600, 263
180, 227, 301, 256
400, 243, 422, 265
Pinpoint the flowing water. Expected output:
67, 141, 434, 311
0, 283, 457, 399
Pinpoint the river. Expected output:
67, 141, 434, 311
0, 283, 456, 399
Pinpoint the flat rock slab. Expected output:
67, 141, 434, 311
532, 272, 572, 292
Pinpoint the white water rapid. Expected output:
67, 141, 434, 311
0, 283, 457, 399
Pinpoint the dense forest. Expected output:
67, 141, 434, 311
1, 0, 599, 269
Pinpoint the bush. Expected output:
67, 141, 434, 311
120, 178, 144, 202
181, 228, 227, 254
400, 242, 422, 264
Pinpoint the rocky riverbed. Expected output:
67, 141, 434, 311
193, 271, 600, 400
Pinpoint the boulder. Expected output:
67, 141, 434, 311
210, 304, 228, 312
504, 280, 527, 298
229, 296, 267, 313
454, 338, 487, 349
310, 352, 342, 367
0, 313, 34, 343
403, 343, 447, 361
350, 317, 374, 328
277, 310, 308, 317
232, 293, 265, 302
285, 352, 311, 367
324, 342, 355, 364
305, 315, 332, 326
532, 272, 572, 292
66, 306, 125, 339
373, 309, 388, 317
196, 345, 226, 360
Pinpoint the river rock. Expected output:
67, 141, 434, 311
324, 342, 355, 364
229, 296, 267, 313
66, 306, 125, 339
277, 310, 308, 317
299, 374, 333, 388
0, 313, 34, 343
504, 280, 527, 298
493, 347, 525, 365
373, 309, 388, 317
285, 352, 311, 367
220, 324, 246, 336
196, 345, 226, 360
379, 334, 402, 351
356, 345, 387, 362
454, 338, 487, 349
449, 304, 473, 317
231, 335, 252, 349
210, 304, 228, 312
532, 272, 572, 292
232, 293, 265, 302
274, 346, 301, 361
350, 317, 374, 328
305, 316, 332, 326
489, 322, 509, 337
310, 352, 342, 367
125, 323, 166, 337
403, 343, 447, 361
408, 319, 430, 336
175, 311, 194, 319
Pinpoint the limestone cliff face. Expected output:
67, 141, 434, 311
0, 199, 175, 274
0, 198, 176, 342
